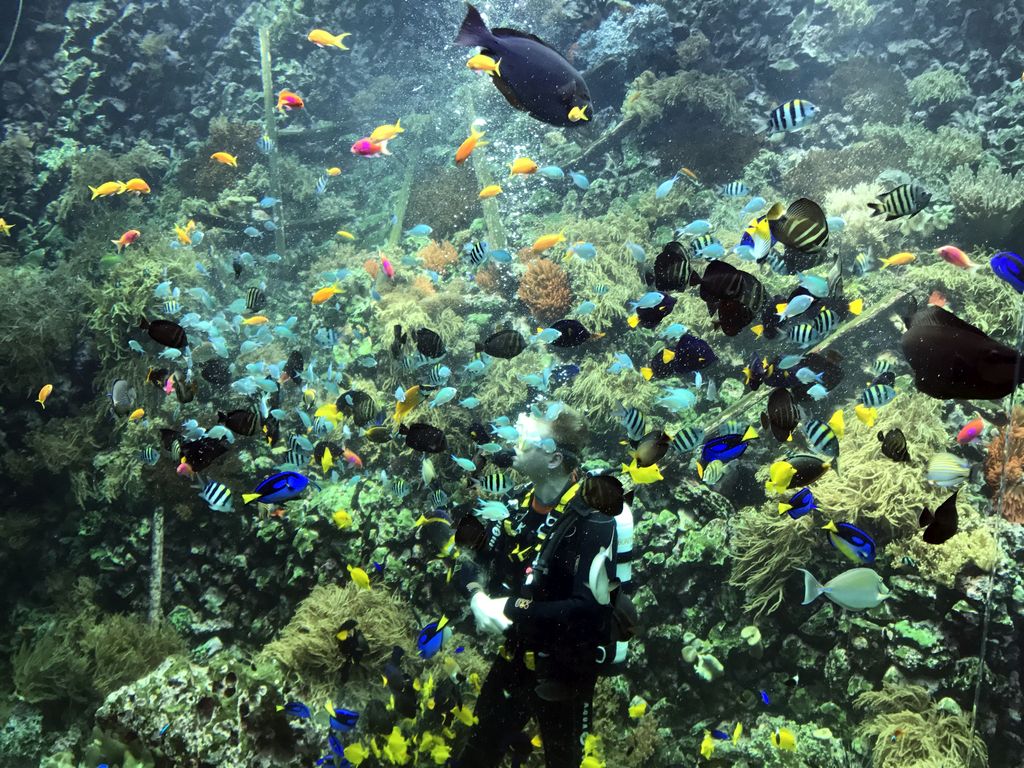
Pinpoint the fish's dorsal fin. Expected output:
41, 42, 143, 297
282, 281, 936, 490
492, 26, 559, 52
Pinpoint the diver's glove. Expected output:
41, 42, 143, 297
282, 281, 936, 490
470, 591, 512, 635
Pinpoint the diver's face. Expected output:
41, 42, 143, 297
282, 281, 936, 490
512, 416, 558, 478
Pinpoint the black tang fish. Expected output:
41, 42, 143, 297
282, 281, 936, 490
698, 261, 766, 337
455, 4, 592, 128
901, 305, 1023, 400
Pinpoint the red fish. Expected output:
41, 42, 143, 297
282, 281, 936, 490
351, 137, 390, 157
342, 448, 363, 468
380, 256, 395, 279
936, 245, 977, 271
277, 90, 305, 112
956, 417, 984, 445
112, 229, 141, 252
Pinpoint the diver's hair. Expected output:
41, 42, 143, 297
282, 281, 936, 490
548, 408, 588, 470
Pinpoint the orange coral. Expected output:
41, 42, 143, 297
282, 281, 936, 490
517, 258, 571, 324
363, 258, 379, 279
419, 239, 459, 273
412, 275, 436, 297
475, 265, 499, 294
984, 407, 1024, 523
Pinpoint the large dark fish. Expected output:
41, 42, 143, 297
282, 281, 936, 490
920, 490, 958, 544
698, 261, 766, 336
140, 317, 188, 349
761, 387, 799, 442
901, 305, 1023, 400
455, 4, 592, 128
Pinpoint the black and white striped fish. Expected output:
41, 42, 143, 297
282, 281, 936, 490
429, 488, 449, 509
163, 299, 181, 315
465, 241, 489, 266
139, 447, 160, 466
424, 363, 451, 387
801, 419, 840, 461
285, 447, 310, 468
474, 472, 512, 497
199, 480, 234, 512
770, 198, 829, 254
671, 426, 705, 454
861, 384, 896, 407
812, 308, 838, 338
246, 287, 266, 312
618, 407, 647, 442
788, 323, 819, 346
765, 99, 817, 134
720, 181, 751, 197
315, 174, 329, 196
868, 183, 930, 221
688, 234, 717, 257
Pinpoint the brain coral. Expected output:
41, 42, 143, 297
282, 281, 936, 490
517, 258, 572, 324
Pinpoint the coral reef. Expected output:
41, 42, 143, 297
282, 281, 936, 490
855, 682, 988, 767
418, 239, 460, 273
984, 407, 1024, 523
516, 258, 572, 324
948, 161, 1024, 245
907, 66, 971, 106
728, 506, 815, 617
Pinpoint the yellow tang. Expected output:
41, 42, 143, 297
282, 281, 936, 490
700, 731, 715, 759
765, 460, 796, 495
854, 403, 877, 427
621, 457, 663, 485
628, 699, 647, 719
343, 742, 369, 766
315, 403, 343, 426
348, 564, 370, 589
394, 385, 422, 422
128, 407, 145, 422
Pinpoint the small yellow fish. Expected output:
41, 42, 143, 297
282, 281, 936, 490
879, 251, 916, 269
855, 403, 878, 427
174, 219, 196, 245
314, 403, 343, 426
0, 218, 12, 236
765, 460, 797, 495
89, 180, 126, 199
771, 727, 796, 751
621, 457, 663, 485
336, 230, 355, 239
509, 157, 538, 176
451, 704, 478, 726
732, 722, 743, 744
369, 119, 403, 143
128, 407, 145, 422
311, 284, 342, 305
242, 315, 269, 325
466, 53, 501, 76
326, 167, 342, 176
348, 564, 371, 589
581, 759, 603, 768
394, 385, 422, 422
307, 28, 351, 49
531, 232, 566, 252
302, 388, 317, 406
36, 383, 53, 408
628, 699, 647, 719
332, 508, 352, 529
828, 408, 845, 439
321, 445, 334, 474
210, 151, 237, 167
382, 726, 408, 763
568, 104, 589, 122
343, 742, 369, 765
478, 184, 502, 199
700, 730, 715, 759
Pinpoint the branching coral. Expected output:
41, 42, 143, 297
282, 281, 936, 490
984, 407, 1024, 523
258, 584, 414, 695
855, 683, 987, 767
727, 507, 815, 618
948, 161, 1024, 245
517, 258, 572, 324
83, 616, 186, 696
907, 66, 971, 106
891, 525, 1002, 589
419, 239, 460, 273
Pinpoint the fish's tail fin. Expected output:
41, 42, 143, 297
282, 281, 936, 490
242, 493, 261, 504
454, 4, 493, 48
867, 200, 884, 217
798, 568, 825, 605
379, 140, 391, 156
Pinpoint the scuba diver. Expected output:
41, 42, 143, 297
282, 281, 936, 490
450, 407, 636, 768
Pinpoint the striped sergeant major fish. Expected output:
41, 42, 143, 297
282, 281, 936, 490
868, 183, 931, 221
465, 241, 489, 266
246, 286, 266, 312
199, 480, 234, 512
720, 181, 750, 197
763, 99, 818, 134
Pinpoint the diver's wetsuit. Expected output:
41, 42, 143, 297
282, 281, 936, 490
452, 483, 616, 768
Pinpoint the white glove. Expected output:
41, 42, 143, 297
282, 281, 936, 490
470, 591, 512, 635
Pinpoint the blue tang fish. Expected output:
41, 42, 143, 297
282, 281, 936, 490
243, 471, 317, 504
417, 616, 452, 659
823, 521, 876, 564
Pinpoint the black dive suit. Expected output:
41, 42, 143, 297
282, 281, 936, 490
451, 483, 617, 768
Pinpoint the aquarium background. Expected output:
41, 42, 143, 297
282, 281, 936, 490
0, 0, 1023, 765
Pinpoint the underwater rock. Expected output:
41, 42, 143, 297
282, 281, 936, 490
693, 652, 725, 681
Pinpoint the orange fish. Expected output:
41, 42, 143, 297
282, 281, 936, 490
36, 384, 53, 408
455, 126, 486, 165
111, 229, 141, 252
394, 385, 422, 422
123, 178, 151, 194
531, 232, 566, 252
509, 157, 538, 176
277, 90, 305, 112
342, 448, 363, 469
311, 284, 342, 305
679, 167, 699, 183
956, 417, 985, 445
242, 315, 269, 325
879, 251, 915, 269
210, 152, 237, 167
307, 29, 351, 49
89, 180, 126, 199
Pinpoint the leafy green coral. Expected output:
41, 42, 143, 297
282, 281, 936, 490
890, 524, 1002, 589
907, 66, 970, 106
948, 160, 1024, 245
83, 615, 186, 696
855, 683, 987, 767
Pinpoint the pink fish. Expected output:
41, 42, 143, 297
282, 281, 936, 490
380, 256, 395, 279
937, 245, 978, 271
176, 461, 196, 479
162, 376, 175, 394
351, 137, 390, 157
956, 417, 984, 445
